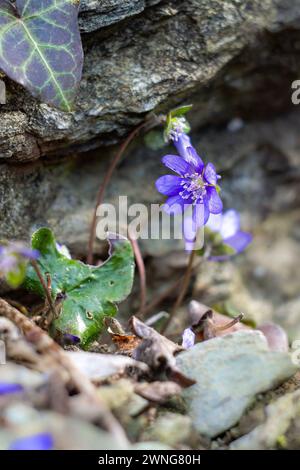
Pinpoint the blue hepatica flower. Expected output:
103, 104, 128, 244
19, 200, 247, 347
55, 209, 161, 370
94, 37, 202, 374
9, 433, 54, 451
0, 242, 39, 287
0, 243, 39, 271
0, 382, 24, 395
206, 209, 252, 259
184, 209, 252, 256
182, 327, 195, 349
156, 133, 223, 228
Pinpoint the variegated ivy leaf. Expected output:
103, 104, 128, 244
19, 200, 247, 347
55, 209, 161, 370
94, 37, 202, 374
0, 0, 83, 111
24, 228, 135, 348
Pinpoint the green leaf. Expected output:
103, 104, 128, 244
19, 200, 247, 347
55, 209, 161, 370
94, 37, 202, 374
0, 0, 83, 111
170, 104, 193, 118
24, 228, 135, 348
164, 105, 192, 141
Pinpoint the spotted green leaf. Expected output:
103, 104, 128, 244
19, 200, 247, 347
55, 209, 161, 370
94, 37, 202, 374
0, 0, 83, 111
24, 228, 135, 348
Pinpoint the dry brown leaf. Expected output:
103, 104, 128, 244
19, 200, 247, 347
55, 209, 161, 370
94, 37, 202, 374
188, 300, 247, 341
105, 317, 141, 355
130, 316, 195, 387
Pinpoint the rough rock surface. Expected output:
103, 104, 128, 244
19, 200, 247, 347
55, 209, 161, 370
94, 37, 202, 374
79, 1, 162, 33
0, 0, 300, 160
230, 389, 300, 450
141, 412, 193, 447
176, 331, 298, 438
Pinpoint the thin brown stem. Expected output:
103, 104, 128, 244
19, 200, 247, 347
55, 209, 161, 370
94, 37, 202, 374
31, 260, 57, 322
87, 122, 147, 265
128, 233, 147, 316
43, 272, 52, 311
161, 250, 197, 334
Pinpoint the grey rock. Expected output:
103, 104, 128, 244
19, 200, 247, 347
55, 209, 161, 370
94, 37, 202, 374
257, 322, 289, 352
230, 389, 300, 450
96, 379, 136, 409
274, 297, 300, 343
79, 1, 161, 33
141, 412, 193, 447
67, 352, 149, 382
176, 331, 298, 438
1, 0, 300, 160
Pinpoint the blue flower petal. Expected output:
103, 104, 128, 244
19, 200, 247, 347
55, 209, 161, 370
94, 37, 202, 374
174, 133, 192, 160
182, 328, 195, 349
192, 201, 209, 227
0, 382, 24, 395
224, 230, 252, 253
63, 333, 81, 344
17, 247, 39, 260
163, 195, 191, 214
207, 187, 223, 214
185, 146, 204, 171
155, 175, 184, 196
9, 433, 54, 450
206, 213, 223, 233
220, 209, 240, 239
204, 163, 217, 185
183, 216, 197, 251
162, 154, 194, 176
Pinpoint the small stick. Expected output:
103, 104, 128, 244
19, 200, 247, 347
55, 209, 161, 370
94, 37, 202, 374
4, 299, 28, 315
46, 272, 52, 297
161, 250, 196, 334
31, 260, 57, 322
87, 122, 147, 265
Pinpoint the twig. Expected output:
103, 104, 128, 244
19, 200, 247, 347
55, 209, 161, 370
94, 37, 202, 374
31, 260, 57, 322
4, 299, 28, 315
128, 232, 147, 316
161, 250, 196, 334
0, 298, 128, 445
87, 122, 147, 265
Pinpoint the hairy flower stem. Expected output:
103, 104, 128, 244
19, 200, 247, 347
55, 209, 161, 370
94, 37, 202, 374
87, 122, 148, 265
128, 232, 147, 316
161, 250, 197, 334
31, 260, 57, 321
